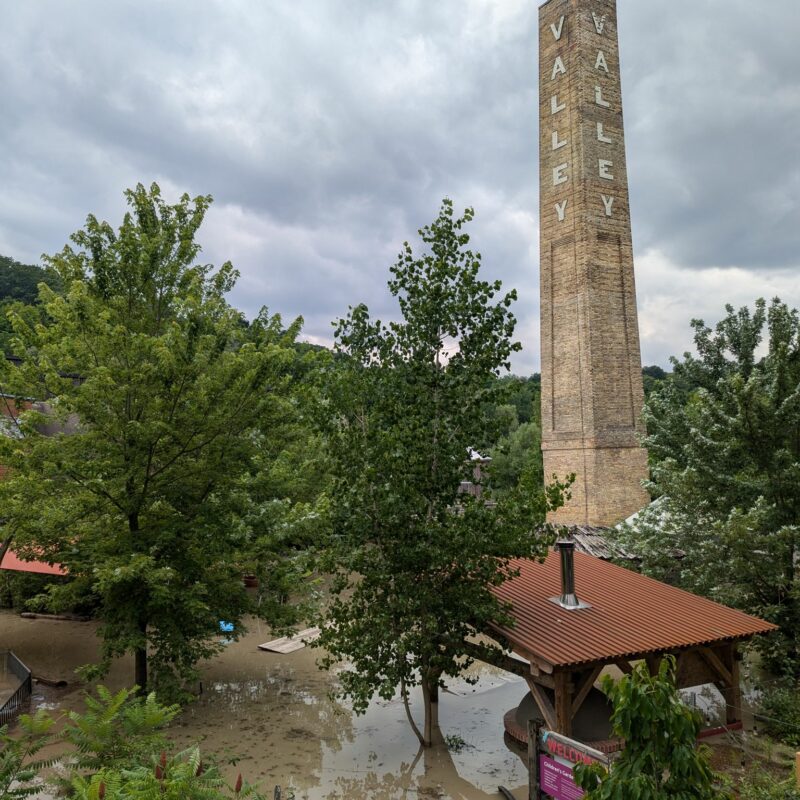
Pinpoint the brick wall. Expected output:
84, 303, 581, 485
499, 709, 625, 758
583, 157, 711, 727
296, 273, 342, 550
538, 0, 649, 526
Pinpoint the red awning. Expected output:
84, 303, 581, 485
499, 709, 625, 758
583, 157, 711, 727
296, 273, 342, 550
0, 548, 66, 576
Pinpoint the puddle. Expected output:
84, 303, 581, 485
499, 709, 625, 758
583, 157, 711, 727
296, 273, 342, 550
0, 610, 530, 799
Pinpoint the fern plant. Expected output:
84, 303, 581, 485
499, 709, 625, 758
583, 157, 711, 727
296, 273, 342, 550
0, 710, 57, 798
69, 747, 266, 799
60, 685, 179, 772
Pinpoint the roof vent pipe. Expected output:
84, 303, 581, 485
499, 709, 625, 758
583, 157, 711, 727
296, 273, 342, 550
550, 540, 592, 611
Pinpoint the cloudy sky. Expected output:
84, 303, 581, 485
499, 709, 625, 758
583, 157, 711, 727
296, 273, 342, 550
1, 0, 798, 373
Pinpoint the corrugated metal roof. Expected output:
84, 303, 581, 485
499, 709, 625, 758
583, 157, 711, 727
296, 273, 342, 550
0, 548, 66, 576
491, 551, 777, 669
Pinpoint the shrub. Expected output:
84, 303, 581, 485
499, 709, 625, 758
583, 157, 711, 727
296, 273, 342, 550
738, 770, 800, 800
758, 684, 800, 748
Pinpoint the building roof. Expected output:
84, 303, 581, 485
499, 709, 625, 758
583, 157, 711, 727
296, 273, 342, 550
557, 525, 636, 561
490, 551, 777, 669
0, 548, 65, 576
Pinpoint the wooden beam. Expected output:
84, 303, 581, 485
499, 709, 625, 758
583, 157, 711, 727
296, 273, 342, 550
525, 677, 557, 732
555, 672, 573, 737
571, 665, 603, 719
531, 654, 554, 675
616, 660, 633, 675
462, 641, 529, 678
697, 647, 733, 687
530, 671, 555, 690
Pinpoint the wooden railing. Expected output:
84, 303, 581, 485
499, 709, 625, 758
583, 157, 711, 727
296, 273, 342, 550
0, 650, 33, 725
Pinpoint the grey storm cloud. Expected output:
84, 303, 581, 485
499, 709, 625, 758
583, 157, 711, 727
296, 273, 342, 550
1, 0, 798, 372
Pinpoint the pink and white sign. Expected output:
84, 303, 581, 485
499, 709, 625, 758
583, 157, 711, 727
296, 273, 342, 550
540, 754, 584, 800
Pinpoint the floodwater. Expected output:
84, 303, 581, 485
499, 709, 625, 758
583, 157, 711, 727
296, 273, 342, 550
0, 610, 530, 799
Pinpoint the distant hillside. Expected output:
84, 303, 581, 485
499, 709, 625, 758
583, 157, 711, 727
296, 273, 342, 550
0, 254, 62, 354
0, 254, 62, 304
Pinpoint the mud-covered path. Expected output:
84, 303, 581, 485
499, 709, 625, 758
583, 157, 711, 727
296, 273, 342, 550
1, 610, 529, 798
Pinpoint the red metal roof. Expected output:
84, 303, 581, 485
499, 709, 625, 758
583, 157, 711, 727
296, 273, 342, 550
0, 548, 66, 576
490, 551, 777, 669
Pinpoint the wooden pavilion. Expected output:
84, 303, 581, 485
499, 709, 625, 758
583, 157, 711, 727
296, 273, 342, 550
486, 542, 777, 744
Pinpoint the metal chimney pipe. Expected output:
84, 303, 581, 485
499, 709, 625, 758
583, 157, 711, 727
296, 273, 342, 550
550, 540, 591, 611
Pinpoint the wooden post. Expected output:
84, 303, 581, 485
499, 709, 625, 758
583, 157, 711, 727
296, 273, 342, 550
554, 671, 572, 736
528, 719, 541, 800
726, 646, 742, 726
795, 752, 800, 791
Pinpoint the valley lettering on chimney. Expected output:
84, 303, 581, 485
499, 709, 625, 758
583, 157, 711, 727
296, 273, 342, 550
539, 0, 649, 526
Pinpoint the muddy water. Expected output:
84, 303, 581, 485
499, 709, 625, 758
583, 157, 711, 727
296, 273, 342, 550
0, 610, 530, 799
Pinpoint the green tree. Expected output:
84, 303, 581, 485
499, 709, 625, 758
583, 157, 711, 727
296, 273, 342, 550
0, 254, 63, 354
0, 183, 305, 696
642, 364, 668, 397
574, 657, 728, 800
0, 254, 62, 304
489, 421, 543, 497
615, 299, 800, 676
318, 200, 567, 747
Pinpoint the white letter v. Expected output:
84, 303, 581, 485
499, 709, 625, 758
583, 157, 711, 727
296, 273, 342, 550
550, 16, 565, 41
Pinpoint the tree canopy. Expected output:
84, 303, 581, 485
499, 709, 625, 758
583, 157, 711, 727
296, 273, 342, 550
617, 299, 800, 676
317, 199, 567, 746
0, 254, 63, 354
0, 183, 313, 697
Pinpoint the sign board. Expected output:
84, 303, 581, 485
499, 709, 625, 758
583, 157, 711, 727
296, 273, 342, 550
541, 731, 608, 767
539, 755, 585, 800
528, 724, 609, 800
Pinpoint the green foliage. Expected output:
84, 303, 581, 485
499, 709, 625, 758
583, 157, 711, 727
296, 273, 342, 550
489, 421, 543, 498
0, 254, 63, 354
758, 683, 800, 747
642, 364, 669, 397
574, 657, 728, 800
0, 686, 264, 799
0, 711, 56, 798
0, 183, 310, 696
615, 299, 800, 676
0, 254, 62, 304
0, 569, 74, 611
318, 199, 567, 746
61, 685, 179, 772
494, 374, 540, 426
736, 770, 800, 800
69, 748, 266, 799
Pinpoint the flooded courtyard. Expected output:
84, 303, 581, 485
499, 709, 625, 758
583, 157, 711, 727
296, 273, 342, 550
1, 610, 531, 798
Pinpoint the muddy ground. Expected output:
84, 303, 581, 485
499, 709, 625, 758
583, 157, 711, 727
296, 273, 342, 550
1, 610, 532, 799
4, 609, 794, 798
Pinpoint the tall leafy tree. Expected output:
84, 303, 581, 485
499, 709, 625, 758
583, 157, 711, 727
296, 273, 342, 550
318, 200, 567, 747
617, 299, 800, 676
0, 183, 305, 696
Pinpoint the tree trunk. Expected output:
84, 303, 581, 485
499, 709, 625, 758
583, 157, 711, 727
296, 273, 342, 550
421, 678, 441, 747
128, 512, 148, 694
0, 535, 12, 565
135, 618, 148, 694
401, 676, 425, 746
